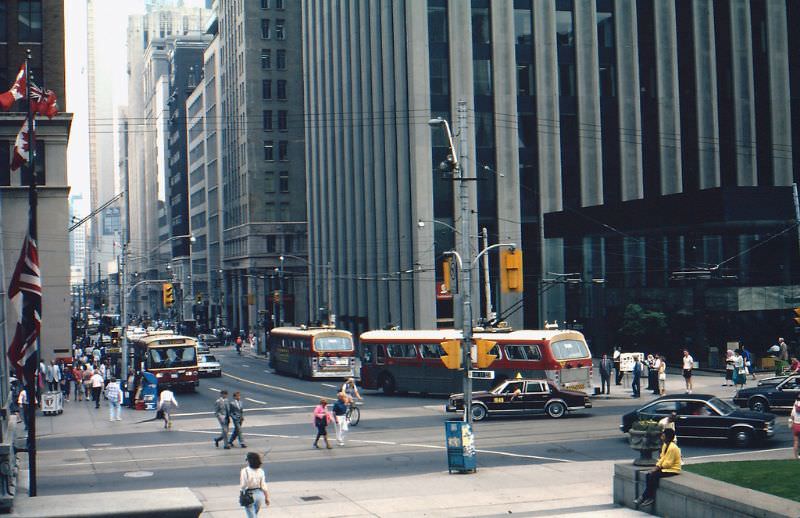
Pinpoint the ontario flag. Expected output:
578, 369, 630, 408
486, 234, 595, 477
7, 234, 42, 378
11, 119, 31, 173
0, 63, 26, 111
30, 83, 58, 119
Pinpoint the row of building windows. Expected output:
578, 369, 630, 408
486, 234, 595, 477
263, 110, 289, 131
0, 0, 43, 42
260, 0, 286, 10
262, 79, 288, 100
261, 49, 288, 70
264, 170, 290, 193
263, 140, 290, 161
261, 19, 286, 40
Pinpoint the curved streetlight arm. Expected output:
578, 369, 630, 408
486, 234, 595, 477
443, 250, 463, 270
472, 243, 516, 267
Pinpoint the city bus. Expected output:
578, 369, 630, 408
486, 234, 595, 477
130, 333, 200, 391
268, 326, 356, 379
359, 328, 593, 395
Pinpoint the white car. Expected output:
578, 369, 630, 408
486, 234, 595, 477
198, 354, 222, 377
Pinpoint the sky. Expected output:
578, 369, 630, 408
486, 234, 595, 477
65, 0, 209, 204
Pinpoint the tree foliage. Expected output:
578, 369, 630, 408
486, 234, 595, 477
618, 304, 668, 347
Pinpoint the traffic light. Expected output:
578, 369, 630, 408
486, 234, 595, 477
196, 293, 203, 303
442, 259, 451, 294
500, 249, 523, 293
162, 283, 175, 307
794, 308, 800, 325
474, 339, 497, 368
440, 340, 462, 370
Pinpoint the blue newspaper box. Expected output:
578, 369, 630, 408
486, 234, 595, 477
141, 372, 158, 411
444, 420, 476, 473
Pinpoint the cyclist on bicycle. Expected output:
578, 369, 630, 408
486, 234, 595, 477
341, 378, 362, 405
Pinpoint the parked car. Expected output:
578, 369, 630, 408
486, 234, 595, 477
198, 333, 221, 348
198, 354, 222, 377
446, 378, 591, 421
620, 394, 776, 448
733, 374, 800, 413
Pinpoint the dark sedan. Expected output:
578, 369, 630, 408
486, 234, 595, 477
620, 394, 776, 448
733, 374, 800, 413
446, 378, 591, 421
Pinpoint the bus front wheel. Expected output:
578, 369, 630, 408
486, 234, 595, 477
379, 373, 396, 395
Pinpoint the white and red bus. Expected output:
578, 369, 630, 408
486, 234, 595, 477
359, 328, 592, 395
130, 333, 199, 391
268, 326, 356, 379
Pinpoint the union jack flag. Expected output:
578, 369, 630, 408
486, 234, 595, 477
7, 234, 41, 378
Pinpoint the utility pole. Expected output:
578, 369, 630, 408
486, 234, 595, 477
481, 227, 493, 323
278, 255, 285, 326
326, 262, 333, 326
792, 183, 800, 259
456, 99, 474, 426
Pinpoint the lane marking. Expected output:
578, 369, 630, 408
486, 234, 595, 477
242, 364, 250, 368
223, 372, 327, 400
321, 383, 338, 388
172, 404, 315, 417
180, 429, 299, 439
350, 440, 397, 445
475, 448, 574, 463
208, 387, 221, 393
264, 370, 271, 374
686, 447, 791, 461
246, 397, 267, 405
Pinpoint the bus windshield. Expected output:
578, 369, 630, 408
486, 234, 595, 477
551, 339, 590, 360
314, 336, 354, 352
148, 346, 197, 369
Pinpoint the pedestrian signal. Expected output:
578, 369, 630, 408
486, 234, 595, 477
500, 249, 523, 293
162, 283, 175, 307
440, 340, 462, 370
474, 339, 497, 368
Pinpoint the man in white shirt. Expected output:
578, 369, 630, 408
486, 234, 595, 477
105, 377, 123, 421
158, 389, 179, 429
90, 370, 104, 408
682, 349, 694, 394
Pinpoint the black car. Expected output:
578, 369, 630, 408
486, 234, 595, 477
197, 333, 221, 348
733, 374, 800, 413
446, 378, 591, 421
620, 394, 775, 448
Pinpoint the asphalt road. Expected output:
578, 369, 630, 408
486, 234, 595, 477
31, 347, 795, 496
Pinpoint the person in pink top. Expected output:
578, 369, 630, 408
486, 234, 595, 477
312, 399, 333, 449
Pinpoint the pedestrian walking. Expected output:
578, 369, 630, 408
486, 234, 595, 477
332, 392, 348, 446
228, 391, 246, 448
71, 363, 83, 401
633, 428, 681, 508
723, 350, 734, 386
733, 349, 746, 389
312, 398, 333, 449
214, 390, 231, 449
45, 360, 57, 391
239, 451, 270, 517
790, 394, 800, 460
742, 346, 755, 380
157, 388, 179, 429
631, 356, 642, 398
126, 368, 136, 408
18, 387, 29, 431
599, 354, 613, 394
105, 377, 123, 421
657, 355, 666, 396
90, 369, 104, 409
681, 349, 694, 394
82, 366, 93, 401
62, 364, 73, 402
779, 337, 789, 362
613, 346, 623, 385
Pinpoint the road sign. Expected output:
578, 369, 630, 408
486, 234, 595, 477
468, 370, 495, 379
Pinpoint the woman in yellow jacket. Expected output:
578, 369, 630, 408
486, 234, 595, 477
634, 428, 681, 507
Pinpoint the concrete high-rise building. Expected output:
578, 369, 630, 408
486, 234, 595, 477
69, 194, 88, 285
303, 0, 800, 355
217, 0, 308, 334
123, 3, 210, 318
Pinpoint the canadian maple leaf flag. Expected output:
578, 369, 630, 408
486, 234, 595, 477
30, 83, 58, 119
0, 64, 26, 111
11, 119, 31, 173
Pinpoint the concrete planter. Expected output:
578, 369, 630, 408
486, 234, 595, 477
628, 428, 661, 466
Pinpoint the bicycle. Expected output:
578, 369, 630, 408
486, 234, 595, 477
345, 400, 362, 427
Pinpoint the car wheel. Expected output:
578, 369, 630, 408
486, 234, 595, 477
471, 403, 488, 422
748, 397, 769, 413
545, 401, 567, 419
730, 428, 753, 448
379, 374, 396, 395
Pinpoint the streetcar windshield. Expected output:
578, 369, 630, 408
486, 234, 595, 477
148, 346, 197, 368
551, 339, 590, 360
314, 336, 354, 351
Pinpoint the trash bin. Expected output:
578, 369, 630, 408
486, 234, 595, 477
141, 372, 158, 411
42, 391, 63, 416
444, 420, 476, 473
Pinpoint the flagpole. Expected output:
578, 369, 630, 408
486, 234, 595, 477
24, 49, 38, 498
